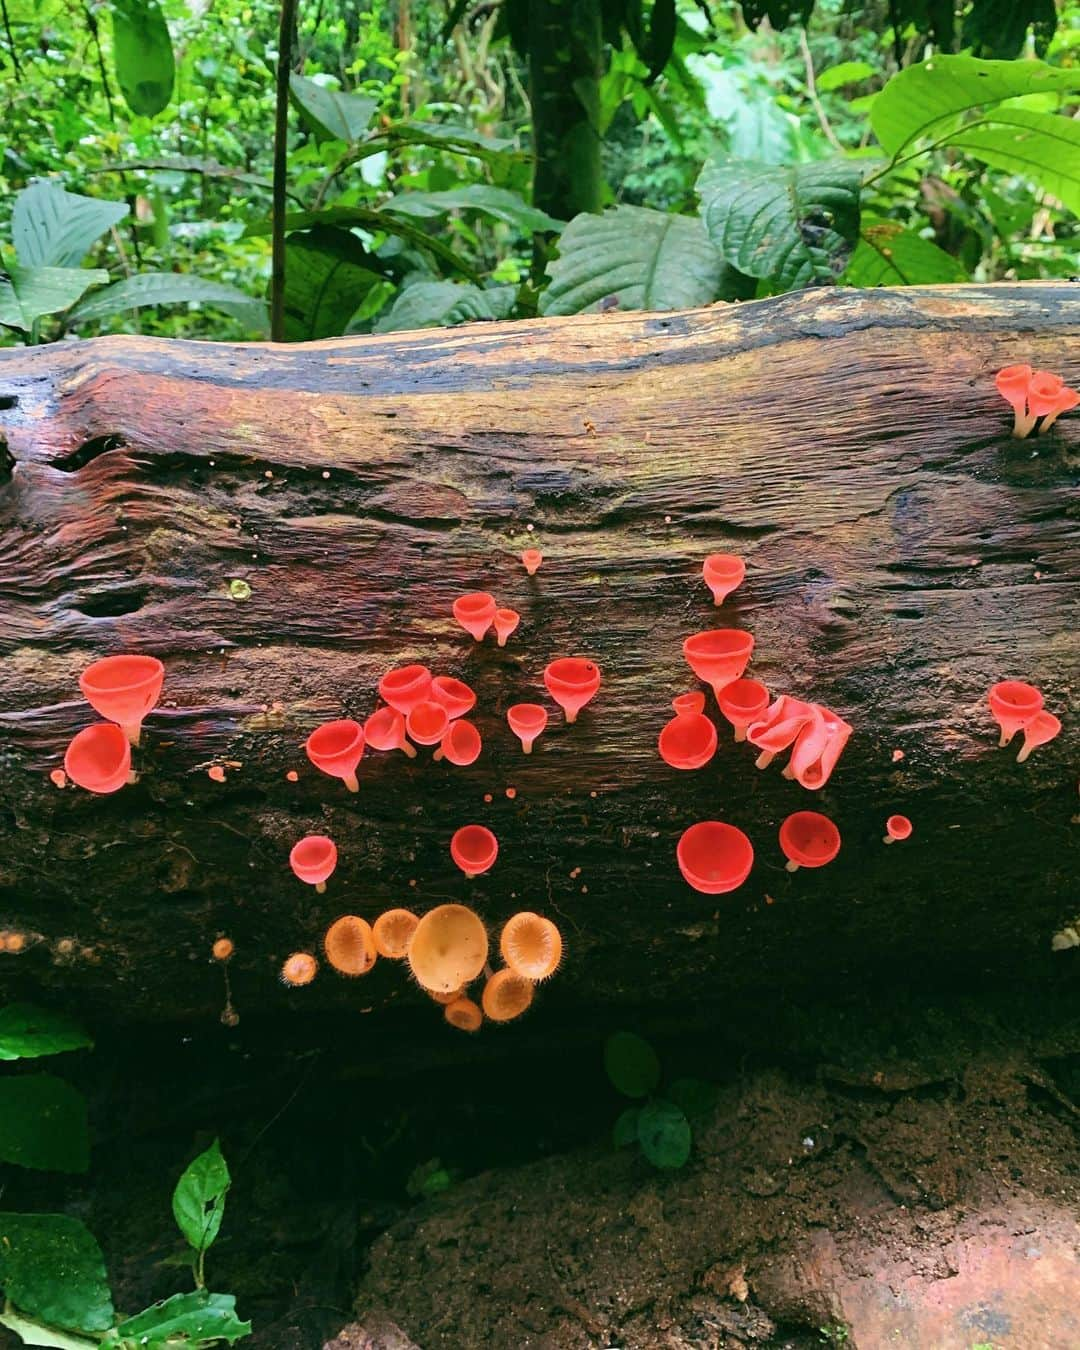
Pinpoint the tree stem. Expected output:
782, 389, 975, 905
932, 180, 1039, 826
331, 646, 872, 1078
271, 0, 300, 342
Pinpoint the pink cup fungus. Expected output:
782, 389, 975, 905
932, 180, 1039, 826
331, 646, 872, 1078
746, 695, 815, 770
672, 691, 707, 716
63, 723, 134, 794
988, 680, 1043, 747
543, 658, 601, 723
676, 821, 754, 895
406, 699, 450, 747
702, 553, 746, 606
493, 608, 521, 648
208, 765, 226, 783
682, 630, 754, 697
995, 364, 1035, 437
658, 711, 718, 771
364, 706, 417, 758
430, 675, 477, 720
408, 904, 489, 993
884, 814, 913, 845
378, 664, 432, 715
453, 591, 497, 641
305, 718, 365, 792
779, 811, 840, 872
784, 705, 853, 790
79, 654, 164, 746
289, 834, 338, 893
280, 952, 318, 987
1028, 370, 1064, 417
717, 678, 770, 742
507, 703, 548, 754
1017, 710, 1061, 763
434, 719, 482, 766
1040, 385, 1078, 432
521, 548, 543, 576
450, 824, 498, 878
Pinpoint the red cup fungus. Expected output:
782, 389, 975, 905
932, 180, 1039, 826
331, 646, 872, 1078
995, 364, 1035, 438
453, 591, 497, 641
305, 718, 365, 792
450, 824, 498, 878
784, 705, 852, 790
500, 913, 562, 981
884, 814, 912, 845
1040, 385, 1078, 432
289, 834, 337, 893
672, 691, 707, 716
280, 952, 318, 987
434, 718, 482, 766
702, 553, 746, 607
64, 722, 134, 795
658, 711, 718, 771
364, 706, 417, 758
323, 915, 377, 977
444, 997, 483, 1032
378, 664, 432, 715
79, 654, 164, 747
1028, 370, 1064, 417
682, 630, 754, 697
1017, 710, 1061, 763
717, 678, 770, 742
408, 903, 489, 993
543, 658, 601, 723
493, 607, 521, 648
430, 675, 477, 720
676, 821, 754, 895
521, 548, 543, 577
779, 811, 840, 872
746, 695, 815, 770
49, 769, 67, 789
507, 703, 548, 754
372, 908, 419, 959
406, 699, 450, 748
988, 680, 1043, 747
482, 969, 534, 1023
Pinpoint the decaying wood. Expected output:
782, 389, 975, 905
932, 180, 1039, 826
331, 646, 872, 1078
0, 284, 1076, 1026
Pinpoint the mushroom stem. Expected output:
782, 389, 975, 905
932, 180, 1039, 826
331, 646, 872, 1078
755, 750, 775, 770
432, 747, 444, 762
565, 709, 578, 724
1039, 410, 1064, 433
1016, 742, 1035, 764
999, 729, 1013, 748
402, 741, 417, 759
120, 721, 142, 747
734, 727, 747, 743
316, 881, 326, 894
785, 860, 800, 873
883, 835, 896, 845
496, 634, 508, 648
343, 772, 359, 792
126, 770, 138, 786
1013, 408, 1036, 438
781, 764, 796, 780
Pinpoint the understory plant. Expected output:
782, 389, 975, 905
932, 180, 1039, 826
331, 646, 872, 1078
604, 1030, 717, 1170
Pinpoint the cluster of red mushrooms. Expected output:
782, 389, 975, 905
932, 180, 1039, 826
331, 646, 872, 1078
995, 364, 1078, 438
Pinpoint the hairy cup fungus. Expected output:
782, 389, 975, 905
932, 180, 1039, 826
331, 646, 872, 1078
450, 824, 498, 878
884, 814, 912, 844
64, 722, 134, 794
289, 834, 337, 893
453, 591, 497, 641
406, 699, 450, 748
430, 987, 464, 1005
521, 548, 543, 576
682, 630, 754, 697
493, 608, 521, 648
658, 711, 718, 770
785, 705, 853, 790
430, 675, 477, 720
372, 908, 419, 959
672, 691, 707, 716
482, 970, 534, 1023
408, 903, 489, 993
434, 718, 482, 766
444, 997, 483, 1032
79, 654, 164, 746
1040, 384, 1078, 432
364, 706, 417, 758
323, 915, 377, 977
500, 912, 562, 981
676, 821, 754, 895
212, 937, 235, 961
378, 664, 432, 715
543, 658, 601, 723
507, 703, 548, 754
995, 364, 1035, 437
281, 952, 318, 987
746, 695, 815, 770
717, 679, 770, 742
988, 680, 1043, 747
1017, 710, 1061, 763
779, 811, 840, 872
702, 553, 746, 607
305, 718, 365, 792
3, 932, 27, 954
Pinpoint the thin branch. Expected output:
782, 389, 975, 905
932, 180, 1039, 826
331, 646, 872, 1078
271, 0, 300, 342
798, 28, 843, 154
1, 0, 21, 79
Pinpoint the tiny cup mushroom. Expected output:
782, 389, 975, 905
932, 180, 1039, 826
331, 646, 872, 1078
289, 834, 338, 893
434, 718, 482, 766
378, 664, 432, 715
988, 680, 1043, 747
676, 821, 754, 895
453, 591, 497, 641
450, 824, 498, 878
1039, 385, 1078, 433
79, 654, 165, 746
658, 711, 718, 771
500, 912, 562, 981
784, 705, 852, 790
493, 608, 521, 648
1017, 710, 1061, 763
746, 695, 815, 770
280, 952, 318, 987
212, 937, 235, 962
995, 364, 1035, 438
779, 811, 841, 872
323, 915, 377, 977
305, 718, 365, 792
482, 969, 534, 1023
406, 699, 450, 748
507, 703, 548, 754
682, 630, 754, 698
717, 678, 770, 742
702, 553, 746, 607
364, 706, 417, 758
1028, 369, 1064, 419
444, 997, 483, 1032
430, 675, 477, 720
372, 908, 419, 959
408, 903, 489, 994
884, 814, 913, 845
543, 657, 601, 723
672, 691, 707, 716
64, 722, 134, 794
521, 548, 543, 576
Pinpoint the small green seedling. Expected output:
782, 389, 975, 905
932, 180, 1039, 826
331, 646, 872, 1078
604, 1031, 715, 1171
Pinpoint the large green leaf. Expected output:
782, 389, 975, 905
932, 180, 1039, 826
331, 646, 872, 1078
0, 1005, 93, 1061
381, 120, 515, 158
108, 1291, 250, 1346
0, 1309, 100, 1347
111, 0, 175, 117
68, 272, 263, 324
697, 157, 862, 290
603, 1032, 661, 1099
637, 1099, 692, 1170
374, 280, 516, 333
172, 1138, 230, 1257
0, 1075, 89, 1171
844, 222, 969, 286
384, 186, 562, 234
870, 55, 1080, 160
946, 106, 1080, 215
282, 227, 386, 341
0, 266, 108, 332
0, 1214, 113, 1333
289, 73, 377, 144
11, 182, 128, 268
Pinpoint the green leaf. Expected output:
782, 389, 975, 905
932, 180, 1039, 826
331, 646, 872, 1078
697, 157, 862, 291
0, 266, 108, 332
383, 186, 563, 234
111, 1291, 250, 1346
282, 227, 386, 341
11, 182, 128, 268
844, 223, 969, 286
0, 1076, 89, 1171
816, 61, 877, 93
171, 1138, 230, 1257
613, 1106, 642, 1147
946, 107, 1080, 216
637, 1099, 692, 1170
666, 1077, 719, 1119
289, 73, 377, 144
643, 0, 676, 84
374, 280, 516, 333
68, 272, 263, 324
111, 0, 175, 117
0, 1309, 101, 1348
0, 1005, 93, 1061
870, 55, 1080, 160
0, 1215, 113, 1332
385, 120, 515, 158
603, 1032, 661, 1099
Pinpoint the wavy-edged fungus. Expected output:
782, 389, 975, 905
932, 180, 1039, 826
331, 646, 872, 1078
324, 915, 377, 977
988, 680, 1043, 747
746, 695, 815, 770
434, 718, 482, 766
884, 814, 913, 845
521, 548, 543, 576
281, 952, 318, 987
364, 706, 416, 758
406, 700, 450, 748
430, 675, 477, 720
306, 718, 365, 792
450, 824, 498, 878
1039, 384, 1078, 433
658, 711, 718, 771
676, 821, 754, 895
373, 908, 419, 959
453, 591, 497, 641
779, 811, 840, 872
682, 630, 754, 698
64, 722, 133, 795
544, 658, 601, 723
1017, 710, 1061, 763
408, 903, 489, 993
672, 691, 707, 716
785, 706, 853, 790
444, 997, 483, 1032
500, 912, 562, 981
378, 664, 432, 715
212, 937, 235, 962
507, 702, 548, 754
79, 654, 164, 746
702, 553, 746, 607
493, 608, 521, 648
482, 970, 535, 1023
717, 678, 770, 742
1028, 369, 1064, 418
995, 364, 1035, 437
289, 834, 338, 893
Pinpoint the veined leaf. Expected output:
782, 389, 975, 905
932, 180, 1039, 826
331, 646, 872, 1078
0, 1309, 100, 1348
110, 1291, 250, 1346
844, 223, 969, 286
289, 73, 377, 144
637, 1099, 692, 1170
383, 186, 562, 233
111, 0, 175, 117
69, 272, 262, 324
12, 182, 128, 268
947, 106, 1080, 215
816, 61, 877, 93
0, 1214, 113, 1333
374, 280, 516, 332
0, 267, 108, 332
282, 227, 387, 341
172, 1138, 230, 1257
0, 1004, 92, 1061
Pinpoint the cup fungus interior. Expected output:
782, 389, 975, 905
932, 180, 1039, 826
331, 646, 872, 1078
676, 821, 754, 894
500, 912, 562, 981
323, 916, 377, 976
441, 720, 481, 765
364, 707, 407, 751
65, 723, 131, 792
307, 719, 365, 771
444, 997, 483, 1032
290, 835, 337, 884
886, 814, 913, 841
719, 678, 769, 722
430, 676, 476, 719
780, 811, 840, 867
658, 712, 718, 770
378, 664, 432, 713
482, 970, 534, 1022
450, 824, 498, 875
407, 700, 450, 746
408, 904, 489, 993
79, 655, 165, 723
372, 909, 419, 959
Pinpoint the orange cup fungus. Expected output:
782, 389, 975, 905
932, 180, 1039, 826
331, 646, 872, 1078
434, 718, 482, 766
79, 654, 164, 747
1017, 711, 1061, 764
444, 997, 483, 1032
372, 908, 419, 959
884, 814, 912, 845
378, 664, 432, 715
323, 915, 377, 977
746, 695, 815, 770
702, 553, 745, 607
482, 969, 534, 1022
672, 691, 707, 717
507, 702, 548, 754
493, 607, 521, 648
305, 718, 365, 792
450, 824, 498, 878
64, 722, 134, 794
717, 678, 770, 742
682, 630, 754, 698
543, 658, 601, 723
407, 903, 489, 993
988, 680, 1043, 747
521, 548, 543, 576
430, 675, 477, 720
212, 937, 235, 961
500, 912, 562, 981
784, 705, 853, 790
289, 834, 337, 893
658, 710, 717, 771
779, 811, 840, 872
676, 821, 754, 895
281, 952, 318, 986
406, 699, 450, 748
364, 706, 417, 758
453, 591, 497, 641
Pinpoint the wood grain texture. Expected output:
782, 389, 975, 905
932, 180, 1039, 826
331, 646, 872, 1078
0, 283, 1076, 1026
